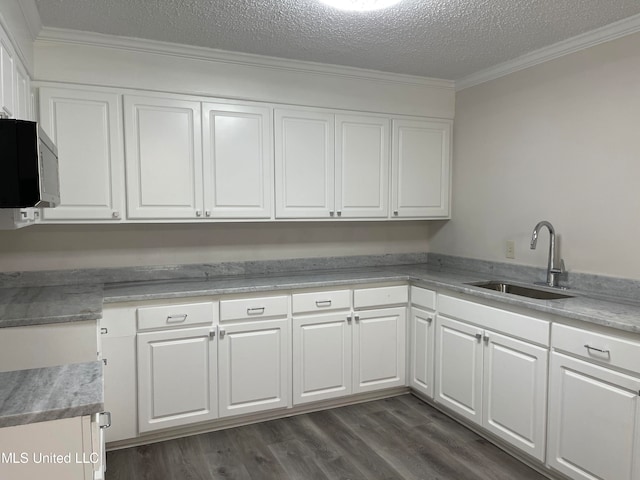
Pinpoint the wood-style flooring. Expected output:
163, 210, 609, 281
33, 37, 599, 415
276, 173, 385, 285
106, 394, 547, 480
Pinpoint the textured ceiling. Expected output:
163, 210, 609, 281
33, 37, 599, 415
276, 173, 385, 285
35, 0, 640, 80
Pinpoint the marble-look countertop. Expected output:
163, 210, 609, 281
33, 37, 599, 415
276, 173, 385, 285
104, 264, 640, 335
0, 284, 103, 328
0, 361, 103, 428
0, 261, 639, 334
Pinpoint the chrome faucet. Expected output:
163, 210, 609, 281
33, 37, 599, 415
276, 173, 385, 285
530, 220, 565, 288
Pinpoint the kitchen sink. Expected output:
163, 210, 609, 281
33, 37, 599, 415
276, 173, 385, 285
468, 281, 574, 300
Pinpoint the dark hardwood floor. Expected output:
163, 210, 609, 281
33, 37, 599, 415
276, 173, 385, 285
106, 394, 547, 480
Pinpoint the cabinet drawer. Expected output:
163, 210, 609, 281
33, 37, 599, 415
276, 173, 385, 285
411, 286, 436, 310
137, 302, 215, 331
292, 290, 351, 314
553, 323, 640, 374
354, 285, 408, 309
220, 295, 288, 321
101, 306, 136, 338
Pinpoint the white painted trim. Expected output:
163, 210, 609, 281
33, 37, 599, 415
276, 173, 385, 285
0, 0, 40, 76
17, 0, 41, 40
36, 27, 454, 90
456, 12, 640, 91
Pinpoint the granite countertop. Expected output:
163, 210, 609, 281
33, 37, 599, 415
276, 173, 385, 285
0, 258, 639, 335
104, 264, 640, 335
0, 283, 103, 328
0, 361, 103, 428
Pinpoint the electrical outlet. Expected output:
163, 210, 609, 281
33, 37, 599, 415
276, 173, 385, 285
506, 240, 515, 259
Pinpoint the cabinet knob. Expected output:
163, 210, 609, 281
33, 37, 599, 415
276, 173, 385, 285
196, 210, 202, 217
337, 211, 342, 217
112, 211, 120, 219
205, 210, 211, 217
475, 333, 482, 342
393, 211, 399, 216
329, 211, 335, 217
354, 315, 360, 323
347, 315, 352, 324
219, 329, 226, 339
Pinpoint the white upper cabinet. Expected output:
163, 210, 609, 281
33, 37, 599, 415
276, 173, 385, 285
124, 95, 203, 219
39, 87, 125, 221
0, 28, 15, 118
14, 63, 30, 121
275, 108, 335, 218
202, 103, 273, 218
336, 115, 389, 218
392, 119, 451, 218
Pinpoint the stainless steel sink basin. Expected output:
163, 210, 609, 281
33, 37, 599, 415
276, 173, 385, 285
468, 281, 574, 300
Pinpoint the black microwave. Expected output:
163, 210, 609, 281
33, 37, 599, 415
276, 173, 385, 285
0, 119, 60, 208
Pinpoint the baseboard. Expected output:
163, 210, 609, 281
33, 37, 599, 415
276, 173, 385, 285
107, 386, 410, 451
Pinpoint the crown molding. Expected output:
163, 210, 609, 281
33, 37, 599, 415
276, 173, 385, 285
17, 0, 42, 40
36, 27, 454, 90
455, 12, 640, 91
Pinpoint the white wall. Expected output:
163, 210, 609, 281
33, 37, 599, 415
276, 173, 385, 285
430, 31, 640, 280
0, 222, 430, 271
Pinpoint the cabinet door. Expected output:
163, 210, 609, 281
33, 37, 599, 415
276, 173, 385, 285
0, 416, 92, 480
483, 330, 548, 461
14, 63, 29, 121
125, 95, 203, 219
409, 306, 435, 398
548, 352, 640, 480
0, 29, 15, 117
335, 115, 389, 218
137, 326, 217, 433
218, 318, 290, 417
202, 103, 272, 218
391, 119, 451, 218
275, 109, 335, 218
39, 88, 125, 221
102, 335, 137, 443
353, 307, 406, 394
435, 315, 483, 424
293, 312, 352, 405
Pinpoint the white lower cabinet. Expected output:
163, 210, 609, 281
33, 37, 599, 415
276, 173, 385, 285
137, 326, 218, 433
353, 307, 406, 393
548, 353, 640, 480
408, 284, 436, 399
293, 312, 352, 405
0, 415, 105, 480
292, 287, 407, 405
435, 295, 549, 462
218, 318, 290, 417
482, 330, 548, 461
436, 315, 484, 423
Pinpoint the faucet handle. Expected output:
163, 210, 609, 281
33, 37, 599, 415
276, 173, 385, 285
551, 259, 566, 275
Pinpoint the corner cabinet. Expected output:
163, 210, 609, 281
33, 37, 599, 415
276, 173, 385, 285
39, 87, 125, 221
391, 119, 451, 218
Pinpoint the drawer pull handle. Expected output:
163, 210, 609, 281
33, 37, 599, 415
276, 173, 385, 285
584, 344, 610, 355
247, 307, 265, 315
316, 300, 332, 307
167, 314, 188, 323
